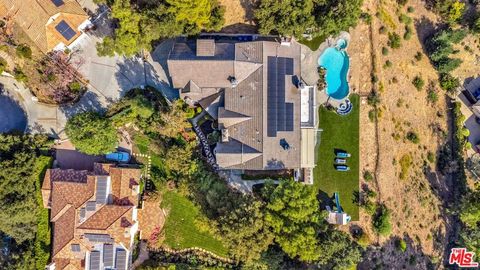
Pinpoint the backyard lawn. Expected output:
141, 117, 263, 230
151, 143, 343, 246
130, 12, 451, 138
313, 94, 360, 221
161, 191, 228, 257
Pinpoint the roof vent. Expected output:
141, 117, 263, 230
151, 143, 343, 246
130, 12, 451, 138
228, 76, 238, 88
221, 129, 229, 142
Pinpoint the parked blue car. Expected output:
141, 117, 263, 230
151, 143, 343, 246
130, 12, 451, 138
105, 151, 130, 163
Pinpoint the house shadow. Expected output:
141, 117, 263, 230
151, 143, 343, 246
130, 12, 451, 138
220, 23, 258, 34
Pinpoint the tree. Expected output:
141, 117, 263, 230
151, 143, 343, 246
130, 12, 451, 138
436, 0, 465, 25
439, 73, 460, 93
65, 111, 118, 155
157, 100, 191, 138
264, 180, 322, 261
316, 230, 363, 269
16, 44, 32, 59
217, 199, 274, 264
460, 190, 480, 228
164, 144, 198, 179
97, 0, 225, 56
313, 0, 363, 39
372, 204, 392, 236
255, 0, 315, 38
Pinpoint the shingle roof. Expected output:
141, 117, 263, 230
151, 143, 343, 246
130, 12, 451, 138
78, 205, 132, 230
0, 0, 88, 52
167, 39, 303, 170
52, 206, 75, 255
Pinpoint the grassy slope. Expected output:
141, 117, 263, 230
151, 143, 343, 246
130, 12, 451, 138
34, 156, 53, 270
313, 94, 360, 220
161, 191, 228, 257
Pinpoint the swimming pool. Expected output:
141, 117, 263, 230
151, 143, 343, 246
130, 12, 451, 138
318, 41, 350, 100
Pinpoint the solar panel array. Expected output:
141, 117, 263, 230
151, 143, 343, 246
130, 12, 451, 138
85, 233, 114, 243
95, 177, 108, 204
89, 251, 100, 270
115, 248, 127, 270
103, 244, 114, 267
86, 201, 96, 211
267, 56, 295, 137
55, 20, 76, 41
51, 0, 64, 7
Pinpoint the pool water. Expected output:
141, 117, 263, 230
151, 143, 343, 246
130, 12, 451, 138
318, 43, 350, 100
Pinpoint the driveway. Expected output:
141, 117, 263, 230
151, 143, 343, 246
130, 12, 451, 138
0, 2, 177, 138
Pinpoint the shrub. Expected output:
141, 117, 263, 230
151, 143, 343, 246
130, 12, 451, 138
427, 151, 435, 163
407, 6, 414, 13
16, 44, 32, 59
399, 154, 412, 179
414, 51, 423, 61
388, 32, 401, 49
384, 60, 393, 68
404, 25, 412, 40
427, 89, 438, 103
399, 14, 412, 25
412, 75, 425, 90
373, 205, 392, 236
361, 12, 372, 24
368, 110, 376, 122
406, 131, 420, 144
379, 25, 387, 34
363, 170, 374, 181
439, 73, 460, 93
356, 232, 370, 248
68, 81, 82, 92
382, 47, 389, 55
397, 0, 408, 6
367, 90, 380, 106
396, 239, 407, 252
14, 68, 27, 82
0, 57, 7, 73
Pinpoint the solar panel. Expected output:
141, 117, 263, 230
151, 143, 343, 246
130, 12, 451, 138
51, 0, 64, 7
55, 20, 76, 41
267, 56, 278, 137
115, 248, 127, 270
71, 244, 80, 252
103, 244, 114, 267
95, 177, 108, 204
86, 201, 96, 211
89, 251, 100, 270
85, 233, 114, 243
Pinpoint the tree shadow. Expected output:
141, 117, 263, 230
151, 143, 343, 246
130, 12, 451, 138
414, 16, 438, 53
358, 234, 437, 270
239, 0, 258, 24
220, 23, 258, 34
114, 57, 146, 96
59, 91, 106, 118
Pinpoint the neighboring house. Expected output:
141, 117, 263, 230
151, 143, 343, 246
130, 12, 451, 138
0, 0, 92, 53
42, 163, 142, 270
459, 77, 480, 153
167, 37, 316, 183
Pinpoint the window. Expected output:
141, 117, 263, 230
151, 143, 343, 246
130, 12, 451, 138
55, 20, 76, 41
71, 244, 80, 252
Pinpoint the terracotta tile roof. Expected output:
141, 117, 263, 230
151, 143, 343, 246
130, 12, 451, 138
110, 167, 140, 205
0, 0, 88, 52
93, 162, 115, 175
52, 207, 75, 256
50, 175, 94, 220
77, 205, 132, 230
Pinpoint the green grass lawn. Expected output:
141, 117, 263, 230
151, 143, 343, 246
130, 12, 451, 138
161, 191, 228, 257
299, 35, 328, 51
313, 94, 360, 221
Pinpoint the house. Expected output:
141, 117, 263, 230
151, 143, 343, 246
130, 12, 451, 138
42, 163, 142, 270
167, 37, 317, 183
0, 0, 92, 53
458, 77, 480, 153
